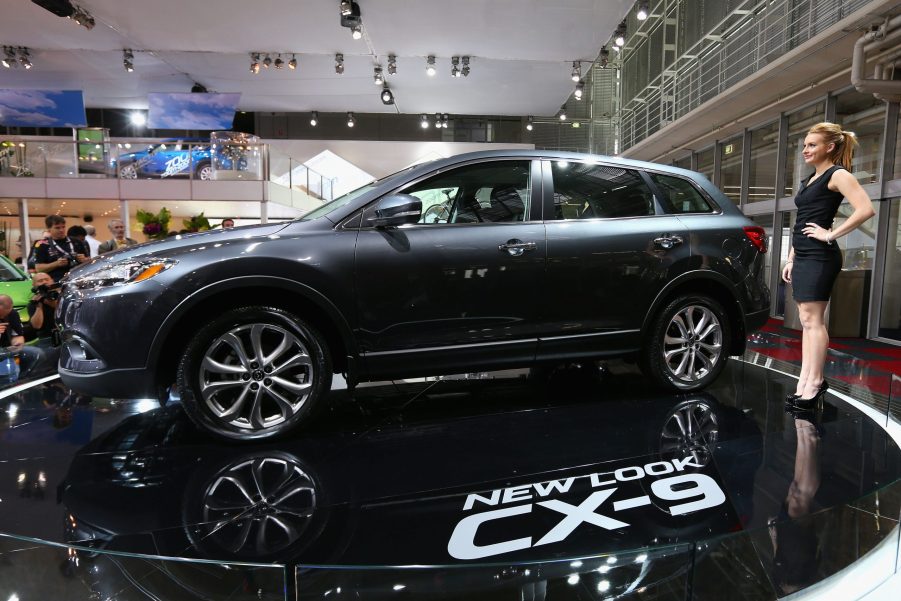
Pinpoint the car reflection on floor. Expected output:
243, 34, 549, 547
0, 359, 899, 600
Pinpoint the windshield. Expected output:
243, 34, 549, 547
0, 260, 26, 282
298, 164, 422, 221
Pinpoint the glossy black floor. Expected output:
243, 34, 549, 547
1, 359, 900, 600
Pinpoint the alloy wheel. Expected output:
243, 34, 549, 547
119, 164, 137, 179
659, 400, 719, 466
199, 323, 314, 432
661, 305, 723, 383
198, 164, 213, 180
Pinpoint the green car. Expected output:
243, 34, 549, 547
0, 254, 32, 321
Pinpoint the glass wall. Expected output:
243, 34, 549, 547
895, 108, 901, 180
834, 89, 886, 184
879, 198, 901, 342
783, 100, 826, 197
673, 155, 691, 170
748, 121, 779, 203
719, 135, 743, 204
697, 147, 714, 182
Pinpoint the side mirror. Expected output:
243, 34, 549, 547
369, 194, 422, 228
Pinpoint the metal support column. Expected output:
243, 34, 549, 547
739, 128, 752, 209
712, 141, 722, 189
769, 114, 791, 316
121, 199, 130, 238
18, 198, 30, 263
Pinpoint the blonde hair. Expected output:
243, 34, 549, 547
808, 122, 858, 171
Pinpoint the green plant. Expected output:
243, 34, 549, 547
136, 207, 171, 240
183, 212, 211, 233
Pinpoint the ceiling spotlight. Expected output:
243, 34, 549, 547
335, 53, 344, 74
420, 114, 430, 129
387, 54, 397, 75
274, 55, 284, 69
574, 80, 584, 100
526, 116, 534, 131
263, 54, 272, 69
288, 54, 297, 70
123, 49, 134, 72
615, 21, 627, 47
69, 5, 95, 30
346, 112, 355, 127
2, 46, 16, 69
130, 111, 147, 127
310, 111, 318, 126
451, 56, 461, 77
250, 52, 261, 74
559, 106, 567, 121
340, 0, 353, 16
373, 66, 384, 85
351, 24, 363, 39
18, 47, 32, 69
340, 1, 362, 28
426, 55, 436, 76
380, 86, 394, 104
600, 46, 610, 68
571, 61, 581, 82
461, 56, 470, 77
442, 113, 449, 128
637, 1, 650, 20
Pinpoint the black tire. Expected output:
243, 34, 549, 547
641, 295, 730, 391
195, 160, 212, 180
177, 306, 331, 441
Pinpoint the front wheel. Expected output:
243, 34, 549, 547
641, 295, 730, 391
177, 306, 331, 441
195, 161, 213, 180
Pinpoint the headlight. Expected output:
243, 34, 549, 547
70, 258, 177, 289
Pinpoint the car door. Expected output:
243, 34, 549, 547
353, 159, 545, 376
539, 159, 691, 357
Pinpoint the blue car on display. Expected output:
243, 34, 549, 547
114, 139, 214, 180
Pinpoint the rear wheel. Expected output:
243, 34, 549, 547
177, 306, 331, 441
641, 295, 730, 391
195, 161, 213, 180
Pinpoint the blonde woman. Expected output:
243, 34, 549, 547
782, 122, 875, 408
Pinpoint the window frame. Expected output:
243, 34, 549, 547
642, 168, 723, 216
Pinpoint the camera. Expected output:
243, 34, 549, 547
31, 283, 61, 301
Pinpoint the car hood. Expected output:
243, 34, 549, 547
67, 222, 293, 278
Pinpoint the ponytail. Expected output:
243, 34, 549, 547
808, 121, 858, 171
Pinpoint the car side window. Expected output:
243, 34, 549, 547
549, 161, 655, 219
401, 161, 532, 225
650, 173, 715, 214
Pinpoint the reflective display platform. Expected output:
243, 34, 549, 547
0, 357, 899, 600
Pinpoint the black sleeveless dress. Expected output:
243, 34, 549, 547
791, 165, 844, 302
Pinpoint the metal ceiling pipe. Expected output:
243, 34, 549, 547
852, 16, 901, 102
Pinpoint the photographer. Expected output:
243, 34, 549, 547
34, 215, 90, 282
0, 294, 43, 378
27, 272, 59, 343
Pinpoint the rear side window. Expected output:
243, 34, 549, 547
549, 161, 655, 219
650, 173, 715, 214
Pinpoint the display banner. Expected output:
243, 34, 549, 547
147, 92, 241, 130
0, 89, 87, 127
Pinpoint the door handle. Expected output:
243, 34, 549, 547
498, 239, 537, 257
653, 234, 684, 250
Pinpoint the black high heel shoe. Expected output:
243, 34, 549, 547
790, 380, 829, 410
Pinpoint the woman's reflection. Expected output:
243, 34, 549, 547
769, 407, 821, 595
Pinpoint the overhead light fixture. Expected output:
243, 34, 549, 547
263, 54, 272, 69
434, 112, 443, 128
373, 66, 384, 85
68, 4, 95, 30
559, 106, 567, 121
123, 48, 134, 72
340, 1, 362, 33
600, 46, 610, 68
380, 86, 394, 104
426, 55, 436, 76
288, 54, 297, 70
250, 53, 260, 74
346, 112, 355, 127
614, 21, 627, 47
339, 0, 353, 16
2, 46, 16, 69
18, 47, 32, 69
574, 80, 584, 100
451, 56, 460, 77
387, 54, 397, 75
637, 1, 650, 20
310, 111, 318, 126
351, 24, 363, 39
571, 61, 581, 82
335, 53, 344, 74
526, 116, 533, 131
420, 114, 429, 129
442, 113, 450, 128
191, 82, 208, 93
130, 111, 146, 127
274, 55, 284, 69
461, 55, 470, 77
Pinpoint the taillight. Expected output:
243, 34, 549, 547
743, 226, 767, 253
